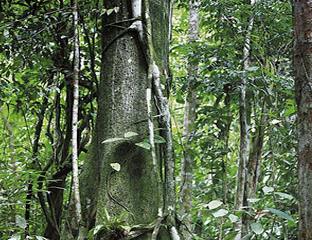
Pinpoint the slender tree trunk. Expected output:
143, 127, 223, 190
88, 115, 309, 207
293, 1, 312, 239
234, 0, 255, 238
71, 0, 84, 238
242, 105, 266, 237
246, 107, 266, 200
179, 1, 199, 239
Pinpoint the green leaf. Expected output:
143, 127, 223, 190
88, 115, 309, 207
265, 207, 294, 222
271, 119, 281, 125
261, 68, 277, 78
212, 208, 228, 217
102, 137, 124, 143
124, 131, 138, 138
107, 9, 114, 15
93, 225, 105, 235
116, 211, 129, 222
247, 198, 261, 203
207, 200, 223, 210
241, 233, 254, 240
247, 66, 259, 71
101, 208, 111, 226
262, 186, 274, 195
15, 215, 27, 229
100, 8, 107, 16
154, 134, 166, 143
284, 105, 296, 117
135, 142, 150, 150
274, 192, 293, 200
251, 222, 264, 234
228, 214, 239, 223
110, 163, 121, 172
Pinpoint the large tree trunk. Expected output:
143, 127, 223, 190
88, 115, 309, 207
293, 1, 312, 239
78, 0, 177, 239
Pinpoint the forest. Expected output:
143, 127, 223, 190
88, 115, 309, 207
0, 0, 310, 239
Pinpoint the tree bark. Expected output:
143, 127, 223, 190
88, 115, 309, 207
71, 0, 84, 238
293, 0, 312, 239
78, 0, 177, 239
234, 0, 255, 238
179, 1, 199, 239
246, 107, 266, 200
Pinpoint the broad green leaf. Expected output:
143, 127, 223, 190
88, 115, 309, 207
107, 9, 115, 15
212, 208, 228, 217
15, 215, 27, 229
247, 66, 259, 71
271, 119, 281, 125
102, 137, 124, 143
110, 163, 121, 172
228, 214, 239, 223
251, 222, 264, 234
135, 142, 150, 150
207, 200, 223, 210
274, 192, 293, 200
154, 135, 166, 143
265, 207, 294, 222
124, 131, 138, 138
262, 186, 274, 195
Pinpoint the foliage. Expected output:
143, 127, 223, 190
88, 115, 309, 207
170, 0, 296, 239
0, 0, 99, 238
0, 0, 297, 239
88, 209, 130, 240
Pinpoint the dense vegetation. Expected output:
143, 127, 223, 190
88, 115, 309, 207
0, 0, 296, 239
171, 0, 296, 239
